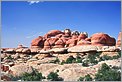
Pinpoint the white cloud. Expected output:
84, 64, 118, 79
28, 1, 40, 5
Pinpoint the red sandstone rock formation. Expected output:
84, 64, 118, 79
54, 38, 65, 48
31, 36, 44, 48
116, 32, 121, 47
66, 39, 77, 47
77, 39, 91, 45
91, 33, 116, 46
44, 30, 64, 39
78, 34, 88, 41
30, 29, 117, 50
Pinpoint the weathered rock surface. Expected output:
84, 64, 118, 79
68, 45, 98, 52
77, 39, 91, 45
91, 33, 116, 46
78, 33, 88, 41
49, 48, 68, 53
44, 30, 64, 38
66, 39, 77, 47
31, 36, 44, 47
116, 32, 121, 47
8, 58, 121, 81
4, 48, 15, 53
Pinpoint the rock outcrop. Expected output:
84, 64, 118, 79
91, 33, 116, 46
31, 36, 44, 48
30, 29, 117, 50
116, 32, 121, 47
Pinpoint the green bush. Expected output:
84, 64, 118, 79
78, 76, 84, 81
65, 56, 76, 64
84, 74, 92, 81
95, 63, 121, 81
99, 55, 112, 61
88, 54, 98, 65
76, 55, 82, 63
9, 67, 45, 81
99, 53, 121, 62
21, 67, 45, 81
47, 71, 63, 81
6, 55, 13, 60
78, 74, 92, 81
82, 60, 89, 67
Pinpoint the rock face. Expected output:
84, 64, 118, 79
54, 39, 65, 48
30, 29, 117, 50
77, 40, 91, 45
44, 30, 64, 38
68, 45, 98, 53
116, 32, 121, 47
78, 33, 88, 41
31, 36, 44, 48
91, 33, 116, 46
66, 39, 77, 47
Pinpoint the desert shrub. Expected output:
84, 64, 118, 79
99, 55, 112, 61
6, 55, 13, 60
82, 60, 89, 67
99, 53, 121, 62
87, 54, 98, 65
47, 71, 63, 81
60, 60, 65, 65
9, 75, 22, 81
77, 76, 84, 81
95, 63, 121, 81
65, 56, 76, 64
21, 67, 45, 81
84, 74, 92, 81
9, 67, 45, 81
75, 55, 83, 63
78, 74, 92, 81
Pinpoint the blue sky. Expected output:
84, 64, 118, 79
2, 1, 121, 48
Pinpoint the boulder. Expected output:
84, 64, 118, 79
1, 53, 7, 59
48, 38, 59, 47
101, 46, 120, 52
66, 39, 77, 47
72, 35, 78, 39
49, 48, 68, 53
32, 54, 49, 60
55, 34, 64, 38
54, 39, 65, 48
91, 33, 116, 46
68, 45, 98, 53
9, 63, 33, 76
4, 48, 15, 53
100, 52, 119, 57
30, 48, 40, 53
61, 36, 71, 44
39, 49, 53, 54
78, 34, 87, 41
16, 48, 23, 53
22, 48, 31, 54
31, 36, 44, 47
116, 32, 121, 47
2, 64, 10, 72
85, 38, 91, 42
44, 30, 64, 38
43, 39, 51, 50
1, 75, 11, 81
64, 29, 71, 37
77, 40, 91, 45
